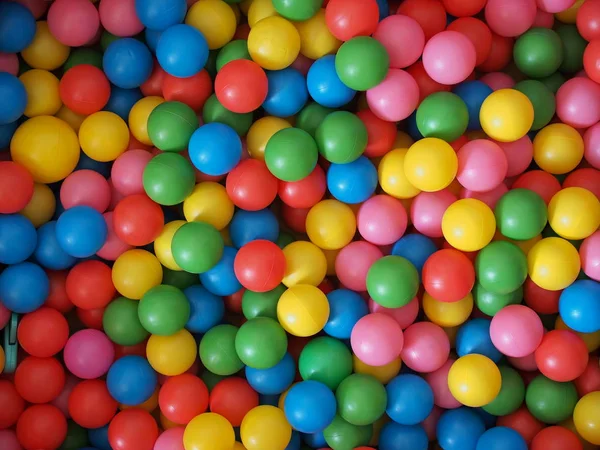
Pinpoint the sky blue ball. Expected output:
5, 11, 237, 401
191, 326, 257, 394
0, 262, 49, 313
135, 0, 187, 31
302, 431, 327, 448
324, 289, 369, 339
456, 318, 502, 362
0, 214, 37, 265
437, 408, 486, 450
246, 352, 295, 395
476, 427, 527, 450
386, 374, 434, 425
34, 221, 78, 270
199, 246, 242, 296
375, 0, 390, 19
284, 380, 336, 434
183, 284, 225, 334
391, 233, 438, 276
307, 55, 356, 108
453, 81, 493, 131
188, 123, 242, 176
103, 38, 153, 89
0, 73, 27, 125
103, 86, 143, 121
327, 156, 377, 204
88, 426, 111, 450
107, 355, 158, 406
0, 2, 36, 53
559, 280, 600, 333
285, 431, 301, 450
156, 24, 209, 78
229, 209, 279, 248
144, 28, 163, 53
55, 206, 107, 258
379, 423, 428, 450
263, 68, 308, 117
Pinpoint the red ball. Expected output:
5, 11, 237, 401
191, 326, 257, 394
112, 194, 165, 246
356, 109, 396, 158
68, 379, 118, 429
523, 277, 561, 314
281, 204, 309, 234
140, 61, 166, 97
0, 161, 34, 214
66, 260, 116, 310
162, 70, 213, 112
76, 306, 106, 330
512, 170, 561, 204
59, 64, 110, 115
534, 330, 589, 382
562, 168, 600, 199
18, 307, 69, 357
108, 409, 159, 450
496, 406, 544, 444
396, 0, 447, 41
215, 59, 268, 114
209, 377, 259, 427
45, 270, 74, 313
0, 380, 25, 429
226, 159, 278, 211
325, 0, 380, 41
447, 17, 492, 66
577, 0, 600, 42
478, 32, 514, 72
441, 0, 486, 17
575, 355, 600, 396
584, 40, 600, 83
16, 404, 66, 450
406, 60, 451, 102
158, 374, 209, 424
278, 165, 326, 209
14, 356, 65, 404
531, 426, 583, 450
114, 341, 148, 360
224, 288, 245, 314
234, 240, 286, 292
422, 249, 475, 303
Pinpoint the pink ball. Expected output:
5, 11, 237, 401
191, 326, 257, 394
335, 241, 383, 292
350, 313, 404, 367
357, 194, 408, 245
507, 352, 538, 371
424, 358, 461, 409
490, 305, 544, 357
63, 329, 115, 379
536, 0, 576, 13
422, 406, 443, 441
410, 189, 457, 238
99, 0, 144, 37
291, 54, 313, 76
154, 427, 185, 450
532, 9, 555, 28
460, 183, 508, 209
0, 430, 21, 450
580, 231, 600, 281
51, 375, 80, 418
401, 322, 450, 373
111, 150, 154, 196
0, 302, 10, 330
11, 0, 48, 18
479, 72, 515, 91
368, 296, 419, 330
0, 52, 19, 76
457, 139, 508, 192
556, 76, 600, 128
108, 178, 126, 211
373, 15, 425, 69
485, 0, 537, 37
47, 0, 100, 47
422, 31, 477, 85
584, 122, 600, 169
366, 69, 419, 122
495, 136, 533, 177
60, 169, 111, 213
96, 212, 133, 261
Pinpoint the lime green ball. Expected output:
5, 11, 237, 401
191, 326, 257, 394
299, 337, 353, 390
162, 268, 196, 290
242, 285, 285, 320
147, 101, 199, 152
514, 28, 564, 78
416, 92, 469, 142
473, 284, 522, 317
202, 94, 253, 136
556, 24, 586, 74
494, 188, 548, 240
63, 49, 103, 72
482, 366, 525, 416
514, 80, 555, 130
138, 285, 190, 335
199, 324, 244, 376
100, 31, 119, 51
525, 375, 578, 424
336, 374, 387, 426
235, 317, 288, 369
201, 370, 226, 391
265, 127, 319, 181
216, 40, 251, 71
539, 72, 567, 94
272, 0, 322, 21
297, 103, 334, 138
335, 37, 390, 91
102, 297, 149, 346
315, 111, 367, 163
143, 152, 196, 206
366, 256, 419, 308
475, 241, 528, 295
324, 415, 373, 450
60, 420, 89, 450
172, 222, 224, 274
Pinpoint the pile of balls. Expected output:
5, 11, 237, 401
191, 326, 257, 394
0, 0, 600, 449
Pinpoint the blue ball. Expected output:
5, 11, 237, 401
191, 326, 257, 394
263, 68, 308, 117
75, 153, 112, 178
259, 394, 280, 406
103, 38, 153, 89
188, 123, 242, 176
144, 28, 163, 53
229, 209, 279, 248
34, 221, 78, 270
386, 374, 434, 425
135, 0, 187, 31
376, 0, 390, 20
456, 318, 502, 362
559, 280, 600, 333
285, 431, 301, 450
327, 156, 377, 204
379, 423, 428, 450
156, 24, 209, 78
307, 55, 356, 108
0, 214, 37, 265
302, 431, 327, 448
0, 2, 36, 53
0, 262, 49, 313
183, 284, 225, 334
453, 81, 493, 131
391, 234, 438, 275
246, 352, 295, 395
475, 427, 527, 450
104, 86, 143, 121
324, 289, 369, 339
474, 408, 497, 429
88, 426, 111, 450
437, 408, 486, 450
0, 73, 27, 125
199, 246, 242, 296
284, 380, 336, 434
406, 111, 423, 140
55, 206, 107, 258
0, 120, 20, 149
107, 355, 157, 406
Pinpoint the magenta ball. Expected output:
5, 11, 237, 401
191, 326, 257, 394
0, 430, 21, 450
536, 0, 576, 13
335, 241, 383, 292
457, 139, 508, 192
556, 76, 600, 128
507, 352, 538, 371
368, 296, 419, 330
485, 0, 537, 37
154, 427, 185, 450
424, 358, 461, 409
580, 231, 600, 281
479, 72, 515, 91
99, 0, 144, 37
366, 69, 419, 122
96, 212, 132, 261
422, 31, 476, 85
351, 313, 404, 367
111, 150, 153, 196
490, 305, 544, 358
533, 9, 555, 28
60, 169, 111, 213
410, 189, 457, 238
0, 52, 19, 76
357, 195, 408, 246
460, 183, 508, 209
373, 15, 425, 69
401, 322, 450, 373
50, 375, 79, 418
47, 0, 100, 47
584, 122, 600, 169
495, 136, 533, 177
63, 329, 115, 379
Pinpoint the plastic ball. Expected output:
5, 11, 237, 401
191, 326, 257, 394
209, 377, 258, 428
247, 16, 300, 70
47, 0, 99, 47
55, 206, 107, 258
16, 404, 67, 450
135, 0, 186, 31
14, 356, 65, 404
60, 169, 111, 213
530, 426, 583, 450
367, 256, 419, 308
386, 374, 433, 426
396, 0, 446, 41
535, 330, 588, 382
457, 140, 508, 192
573, 391, 600, 445
442, 199, 496, 252
484, 0, 536, 37
323, 289, 368, 339
284, 381, 336, 433
480, 89, 534, 142
33, 221, 76, 271
279, 241, 326, 288
324, 0, 378, 42
245, 351, 295, 395
0, 73, 27, 125
419, 93, 468, 143
111, 249, 162, 300
351, 313, 404, 367
495, 189, 547, 240
336, 373, 386, 426
365, 69, 419, 122
476, 241, 528, 295
0, 2, 36, 52
138, 285, 190, 335
199, 325, 244, 375
263, 67, 308, 117
373, 15, 423, 70
102, 297, 149, 346
476, 427, 527, 450
404, 138, 457, 192
453, 81, 493, 131
171, 221, 223, 274
0, 214, 37, 265
185, 0, 236, 50
581, 232, 600, 281
17, 307, 68, 358
548, 187, 600, 240
294, 8, 341, 60
63, 329, 114, 380
514, 28, 563, 78
527, 237, 580, 291
21, 20, 69, 70
448, 355, 501, 407
563, 168, 600, 199
111, 150, 152, 197
143, 153, 195, 206
559, 280, 600, 333
327, 156, 377, 204
18, 69, 61, 119
156, 24, 208, 78
489, 305, 543, 357
162, 70, 212, 112
103, 38, 153, 89
335, 36, 389, 91
112, 194, 164, 247
306, 55, 355, 108
66, 260, 115, 310
157, 374, 208, 426
147, 329, 197, 376
80, 111, 129, 163
108, 409, 158, 450
526, 375, 578, 424
277, 284, 329, 337
315, 110, 367, 163
231, 239, 284, 292
423, 291, 473, 328
107, 356, 157, 406
556, 77, 600, 129
263, 127, 318, 181
214, 59, 268, 113
181, 412, 234, 450
0, 380, 25, 429
235, 317, 288, 369
437, 408, 486, 450
356, 195, 407, 246
146, 101, 198, 153
188, 123, 242, 176
455, 318, 501, 362
229, 209, 279, 248
401, 322, 450, 373
422, 249, 475, 303
422, 31, 476, 86
241, 406, 292, 450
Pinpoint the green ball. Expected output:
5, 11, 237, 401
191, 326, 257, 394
272, 0, 322, 21
242, 285, 285, 320
473, 284, 522, 316
335, 37, 390, 91
494, 188, 548, 240
216, 40, 251, 71
63, 49, 103, 72
199, 324, 244, 376
103, 297, 149, 346
143, 152, 196, 206
475, 241, 528, 295
299, 337, 353, 390
482, 366, 525, 416
201, 370, 226, 391
539, 72, 567, 94
147, 101, 199, 152
323, 415, 373, 450
138, 285, 190, 335
162, 268, 197, 290
202, 94, 253, 136
315, 111, 367, 163
171, 222, 224, 274
297, 103, 334, 138
265, 127, 319, 181
235, 317, 288, 369
205, 50, 218, 79
100, 31, 119, 51
525, 375, 578, 424
276, 231, 295, 249
514, 28, 564, 78
514, 80, 555, 131
336, 374, 387, 426
416, 92, 469, 142
366, 256, 419, 308
556, 24, 586, 74
60, 420, 89, 450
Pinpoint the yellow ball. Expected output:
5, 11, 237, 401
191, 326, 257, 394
241, 406, 292, 450
79, 111, 129, 162
233, 443, 247, 450
423, 292, 473, 328
146, 329, 197, 376
112, 249, 163, 299
555, 0, 584, 23
294, 9, 341, 60
278, 383, 297, 410
527, 237, 580, 291
19, 69, 62, 117
555, 316, 600, 353
393, 131, 414, 149
248, 16, 301, 70
248, 0, 278, 27
183, 182, 234, 230
306, 199, 356, 250
240, 0, 253, 15
119, 388, 158, 413
480, 89, 534, 142
186, 0, 237, 50
247, 116, 291, 160
160, 413, 180, 431
129, 96, 165, 146
353, 355, 402, 384
574, 392, 600, 445
277, 284, 330, 337
378, 148, 421, 199
21, 21, 70, 70
55, 105, 87, 132
442, 199, 496, 252
10, 116, 79, 184
404, 138, 458, 192
533, 123, 584, 174
184, 413, 236, 450
448, 354, 501, 407
322, 248, 340, 276
154, 221, 186, 271
282, 241, 327, 287
548, 187, 600, 240
513, 234, 542, 256
19, 183, 56, 228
